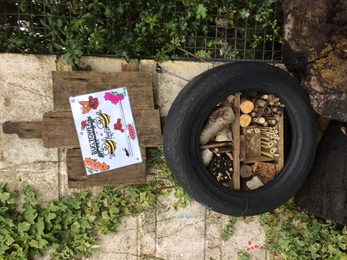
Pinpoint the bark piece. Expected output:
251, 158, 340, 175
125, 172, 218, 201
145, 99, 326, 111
282, 0, 347, 121
200, 106, 235, 145
215, 127, 233, 142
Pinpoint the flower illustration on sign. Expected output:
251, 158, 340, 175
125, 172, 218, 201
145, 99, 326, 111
81, 120, 87, 130
79, 96, 99, 114
104, 91, 125, 105
84, 157, 110, 174
114, 118, 124, 133
128, 124, 136, 140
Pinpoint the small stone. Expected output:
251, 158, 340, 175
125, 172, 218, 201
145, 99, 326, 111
246, 176, 264, 190
201, 149, 213, 166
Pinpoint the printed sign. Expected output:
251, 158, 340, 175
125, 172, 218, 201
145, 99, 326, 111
69, 87, 142, 175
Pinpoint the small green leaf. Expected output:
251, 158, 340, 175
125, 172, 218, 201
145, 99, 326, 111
36, 217, 44, 236
23, 205, 37, 223
0, 244, 9, 255
71, 222, 81, 232
2, 218, 14, 227
46, 212, 56, 221
81, 220, 92, 230
47, 202, 60, 212
0, 229, 8, 236
29, 239, 39, 248
101, 211, 110, 220
38, 238, 48, 249
0, 192, 10, 203
196, 4, 207, 19
4, 234, 14, 246
18, 222, 31, 235
70, 199, 81, 209
109, 206, 120, 215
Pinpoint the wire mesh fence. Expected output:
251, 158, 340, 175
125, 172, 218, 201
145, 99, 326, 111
0, 0, 283, 63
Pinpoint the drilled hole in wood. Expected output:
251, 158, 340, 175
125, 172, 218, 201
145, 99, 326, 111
200, 91, 285, 191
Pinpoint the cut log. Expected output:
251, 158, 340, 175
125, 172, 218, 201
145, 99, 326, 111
282, 0, 347, 122
240, 114, 252, 127
240, 165, 253, 178
254, 99, 267, 107
240, 100, 254, 114
253, 117, 266, 125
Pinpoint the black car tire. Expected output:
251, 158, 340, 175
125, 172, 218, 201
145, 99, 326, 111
163, 62, 316, 216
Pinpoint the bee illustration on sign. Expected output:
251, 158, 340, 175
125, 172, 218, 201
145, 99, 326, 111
94, 111, 110, 129
100, 139, 117, 159
93, 111, 114, 140
80, 112, 114, 138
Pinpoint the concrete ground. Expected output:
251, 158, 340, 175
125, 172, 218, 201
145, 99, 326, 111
0, 53, 272, 259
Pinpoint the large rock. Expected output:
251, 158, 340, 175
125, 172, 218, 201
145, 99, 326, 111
282, 0, 347, 121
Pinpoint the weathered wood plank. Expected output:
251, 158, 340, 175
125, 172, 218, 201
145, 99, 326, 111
295, 120, 347, 225
2, 121, 42, 139
42, 111, 77, 148
232, 92, 241, 190
52, 71, 154, 111
42, 110, 162, 148
67, 147, 147, 188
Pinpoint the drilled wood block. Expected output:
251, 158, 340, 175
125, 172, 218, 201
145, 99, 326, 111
67, 147, 147, 188
42, 110, 162, 148
52, 71, 154, 111
245, 130, 261, 157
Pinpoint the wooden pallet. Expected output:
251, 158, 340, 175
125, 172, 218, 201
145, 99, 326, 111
3, 66, 162, 188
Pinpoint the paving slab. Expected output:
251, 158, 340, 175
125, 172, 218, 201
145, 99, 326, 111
137, 209, 157, 257
222, 216, 267, 260
205, 211, 228, 259
87, 216, 138, 260
156, 192, 206, 260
